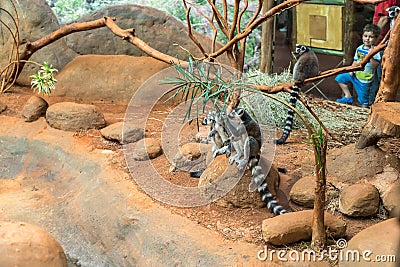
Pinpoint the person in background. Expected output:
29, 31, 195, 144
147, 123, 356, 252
335, 24, 381, 107
373, 0, 400, 44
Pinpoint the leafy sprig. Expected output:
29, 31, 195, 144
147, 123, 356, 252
30, 62, 58, 96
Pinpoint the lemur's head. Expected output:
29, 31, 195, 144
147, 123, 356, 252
292, 44, 310, 58
227, 108, 245, 124
387, 6, 400, 20
202, 111, 216, 125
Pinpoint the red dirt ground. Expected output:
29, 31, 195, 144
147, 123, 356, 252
0, 85, 393, 251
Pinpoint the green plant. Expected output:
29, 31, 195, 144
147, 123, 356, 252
30, 62, 58, 96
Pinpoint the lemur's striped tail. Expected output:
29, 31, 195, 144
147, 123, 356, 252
275, 85, 300, 145
250, 160, 287, 215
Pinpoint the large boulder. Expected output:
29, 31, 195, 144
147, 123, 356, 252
46, 102, 106, 131
0, 221, 67, 267
198, 155, 281, 209
327, 144, 400, 215
0, 0, 77, 85
65, 5, 228, 64
53, 55, 169, 104
339, 218, 399, 267
327, 144, 400, 185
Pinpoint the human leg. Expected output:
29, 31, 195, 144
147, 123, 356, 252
335, 73, 354, 104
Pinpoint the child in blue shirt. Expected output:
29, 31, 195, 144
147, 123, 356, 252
335, 24, 381, 107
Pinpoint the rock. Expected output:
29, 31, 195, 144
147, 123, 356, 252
0, 0, 76, 85
0, 221, 67, 267
169, 142, 212, 172
21, 96, 49, 122
100, 122, 144, 144
130, 138, 162, 161
53, 55, 169, 104
327, 144, 400, 185
65, 5, 228, 64
290, 176, 315, 208
369, 166, 400, 217
198, 155, 280, 209
46, 102, 106, 131
339, 183, 380, 217
262, 210, 346, 245
0, 101, 7, 113
339, 218, 399, 267
381, 183, 399, 217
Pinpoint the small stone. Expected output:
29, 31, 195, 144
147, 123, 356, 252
100, 122, 144, 144
262, 210, 346, 245
131, 138, 162, 161
21, 96, 49, 122
169, 142, 212, 173
290, 176, 315, 208
339, 183, 380, 217
0, 101, 7, 114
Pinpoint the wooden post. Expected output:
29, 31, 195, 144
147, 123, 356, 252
343, 0, 354, 65
259, 0, 275, 74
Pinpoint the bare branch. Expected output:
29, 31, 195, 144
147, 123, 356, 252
237, 0, 249, 34
104, 17, 185, 65
182, 1, 208, 57
246, 0, 263, 28
229, 0, 240, 40
207, 0, 229, 35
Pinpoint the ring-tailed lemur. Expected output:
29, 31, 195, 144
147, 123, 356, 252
275, 44, 319, 145
190, 111, 231, 178
387, 6, 400, 30
202, 111, 231, 158
225, 108, 287, 215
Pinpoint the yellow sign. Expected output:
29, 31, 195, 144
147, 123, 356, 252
296, 4, 343, 51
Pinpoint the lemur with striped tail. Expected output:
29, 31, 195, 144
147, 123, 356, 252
225, 108, 287, 215
190, 111, 231, 178
275, 44, 319, 145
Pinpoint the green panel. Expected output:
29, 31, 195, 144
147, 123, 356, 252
312, 47, 344, 56
303, 0, 345, 6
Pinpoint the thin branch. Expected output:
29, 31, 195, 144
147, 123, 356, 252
246, 0, 263, 28
182, 2, 208, 57
207, 0, 229, 36
296, 95, 342, 144
222, 0, 228, 22
237, 0, 249, 34
229, 0, 240, 40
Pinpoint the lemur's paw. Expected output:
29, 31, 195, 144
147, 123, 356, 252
236, 160, 247, 171
229, 155, 237, 165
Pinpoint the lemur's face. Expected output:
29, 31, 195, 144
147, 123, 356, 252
228, 108, 244, 123
387, 6, 400, 19
293, 44, 308, 57
202, 111, 216, 125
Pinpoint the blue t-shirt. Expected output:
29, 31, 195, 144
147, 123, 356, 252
354, 44, 381, 83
